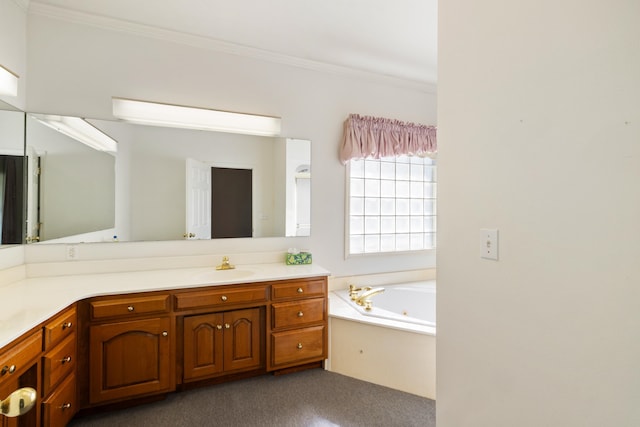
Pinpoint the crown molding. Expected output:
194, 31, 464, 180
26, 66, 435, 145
28, 2, 436, 94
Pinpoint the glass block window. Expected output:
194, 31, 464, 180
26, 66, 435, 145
347, 155, 436, 255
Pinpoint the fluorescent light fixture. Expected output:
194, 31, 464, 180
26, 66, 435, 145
112, 98, 281, 137
0, 64, 18, 97
30, 114, 118, 153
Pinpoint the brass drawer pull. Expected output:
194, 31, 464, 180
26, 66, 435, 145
1, 365, 16, 375
297, 311, 304, 318
62, 322, 73, 330
297, 287, 304, 293
297, 343, 303, 349
61, 356, 72, 364
221, 295, 228, 302
127, 306, 134, 312
60, 403, 72, 410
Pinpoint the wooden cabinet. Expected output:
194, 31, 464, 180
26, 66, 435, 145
174, 286, 267, 311
86, 294, 174, 405
0, 329, 42, 427
269, 278, 328, 371
11, 274, 327, 417
42, 374, 76, 427
89, 316, 173, 404
2, 273, 329, 424
183, 308, 262, 382
41, 304, 77, 427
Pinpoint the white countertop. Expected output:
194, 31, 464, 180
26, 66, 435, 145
0, 263, 330, 348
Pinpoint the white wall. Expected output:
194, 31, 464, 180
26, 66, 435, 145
0, 0, 27, 109
438, 1, 640, 426
25, 12, 437, 276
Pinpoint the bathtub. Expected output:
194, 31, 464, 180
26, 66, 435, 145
328, 280, 436, 399
334, 280, 436, 329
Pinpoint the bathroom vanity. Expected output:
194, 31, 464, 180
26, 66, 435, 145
0, 263, 329, 426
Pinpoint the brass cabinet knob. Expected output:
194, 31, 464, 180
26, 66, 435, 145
224, 323, 230, 329
60, 403, 72, 410
127, 306, 134, 312
216, 325, 223, 330
1, 365, 16, 375
221, 295, 228, 302
62, 322, 73, 330
297, 311, 304, 318
297, 343, 303, 349
297, 287, 304, 293
162, 331, 168, 337
61, 356, 72, 364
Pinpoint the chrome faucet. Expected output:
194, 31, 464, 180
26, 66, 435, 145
216, 256, 235, 270
355, 287, 385, 310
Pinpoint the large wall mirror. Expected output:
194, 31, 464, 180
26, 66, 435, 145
0, 100, 25, 246
22, 114, 311, 244
26, 114, 116, 243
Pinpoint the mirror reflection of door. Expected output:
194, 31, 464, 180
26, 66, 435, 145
185, 158, 211, 240
0, 155, 25, 244
295, 166, 311, 236
212, 167, 252, 238
26, 146, 41, 243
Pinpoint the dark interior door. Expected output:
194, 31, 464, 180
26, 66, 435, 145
211, 167, 252, 238
0, 155, 25, 244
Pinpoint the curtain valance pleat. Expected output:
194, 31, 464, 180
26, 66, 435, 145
339, 114, 437, 164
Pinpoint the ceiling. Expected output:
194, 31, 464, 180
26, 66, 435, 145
28, 0, 438, 88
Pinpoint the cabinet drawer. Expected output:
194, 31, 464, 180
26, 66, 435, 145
43, 305, 76, 350
271, 279, 326, 301
271, 326, 325, 367
175, 286, 267, 311
90, 294, 170, 319
272, 298, 326, 329
42, 373, 76, 427
0, 330, 42, 387
43, 333, 76, 397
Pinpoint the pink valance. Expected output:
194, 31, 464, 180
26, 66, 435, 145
339, 114, 437, 164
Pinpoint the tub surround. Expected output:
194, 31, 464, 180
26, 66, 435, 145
328, 276, 436, 400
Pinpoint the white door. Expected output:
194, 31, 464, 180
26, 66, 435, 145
185, 158, 211, 240
26, 146, 40, 242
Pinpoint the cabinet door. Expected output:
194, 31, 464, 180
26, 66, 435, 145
183, 313, 224, 381
0, 370, 38, 427
89, 317, 173, 404
0, 379, 18, 427
223, 308, 261, 372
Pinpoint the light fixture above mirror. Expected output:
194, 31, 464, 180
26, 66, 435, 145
30, 114, 117, 153
0, 64, 18, 97
112, 98, 281, 137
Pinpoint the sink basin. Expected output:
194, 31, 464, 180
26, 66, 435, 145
193, 269, 255, 283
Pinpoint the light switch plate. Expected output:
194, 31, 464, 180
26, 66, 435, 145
480, 228, 499, 260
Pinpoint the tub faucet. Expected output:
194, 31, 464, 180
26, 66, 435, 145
355, 287, 385, 310
216, 256, 235, 270
348, 284, 372, 300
